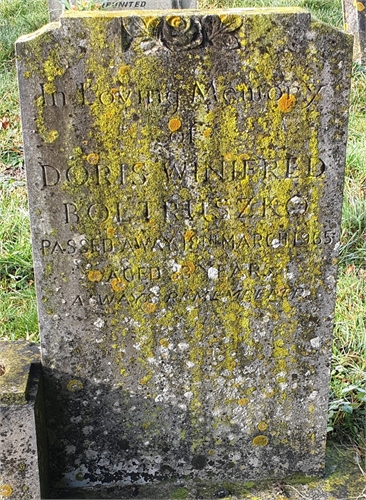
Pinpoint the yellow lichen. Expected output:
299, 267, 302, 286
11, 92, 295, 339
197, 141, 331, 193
252, 435, 269, 447
111, 278, 126, 292
181, 261, 195, 275
166, 16, 182, 28
0, 485, 13, 497
86, 153, 99, 164
144, 16, 160, 33
87, 270, 103, 282
238, 398, 249, 406
184, 230, 195, 242
142, 302, 157, 314
257, 421, 268, 431
219, 14, 242, 31
66, 379, 84, 392
43, 82, 57, 94
44, 58, 64, 81
278, 94, 297, 112
47, 130, 59, 143
356, 1, 365, 11
168, 118, 182, 132
140, 374, 152, 385
118, 65, 130, 79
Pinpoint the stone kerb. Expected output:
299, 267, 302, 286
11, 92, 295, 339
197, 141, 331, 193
343, 0, 366, 64
16, 8, 353, 497
0, 342, 47, 499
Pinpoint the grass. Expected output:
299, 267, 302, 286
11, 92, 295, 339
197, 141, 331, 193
332, 268, 366, 450
0, 182, 39, 340
0, 0, 365, 462
0, 0, 48, 339
199, 0, 343, 28
0, 0, 49, 63
331, 60, 366, 455
0, 0, 48, 172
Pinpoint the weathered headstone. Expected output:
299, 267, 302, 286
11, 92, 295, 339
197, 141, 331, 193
16, 8, 353, 497
48, 0, 197, 22
343, 0, 366, 64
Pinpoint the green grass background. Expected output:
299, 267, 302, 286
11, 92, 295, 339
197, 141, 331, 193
0, 0, 365, 459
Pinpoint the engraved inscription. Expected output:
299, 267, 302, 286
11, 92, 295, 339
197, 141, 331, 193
40, 229, 336, 257
60, 195, 313, 225
67, 285, 310, 310
104, 0, 147, 7
39, 157, 325, 189
40, 84, 66, 107
38, 79, 327, 112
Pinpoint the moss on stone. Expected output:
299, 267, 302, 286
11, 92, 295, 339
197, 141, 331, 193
170, 487, 189, 499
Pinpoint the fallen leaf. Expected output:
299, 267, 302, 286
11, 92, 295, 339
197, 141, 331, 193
0, 116, 10, 130
345, 264, 355, 275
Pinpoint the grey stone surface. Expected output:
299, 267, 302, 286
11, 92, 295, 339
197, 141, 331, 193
0, 342, 47, 499
48, 444, 366, 499
343, 0, 366, 64
48, 0, 63, 22
16, 8, 353, 496
48, 0, 197, 22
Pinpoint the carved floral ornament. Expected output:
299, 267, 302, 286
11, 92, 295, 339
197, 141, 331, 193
122, 14, 243, 52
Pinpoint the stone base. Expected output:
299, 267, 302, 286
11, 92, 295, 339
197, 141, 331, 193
48, 444, 365, 499
0, 341, 48, 500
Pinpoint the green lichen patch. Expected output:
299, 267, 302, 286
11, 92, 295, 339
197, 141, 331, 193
170, 487, 189, 499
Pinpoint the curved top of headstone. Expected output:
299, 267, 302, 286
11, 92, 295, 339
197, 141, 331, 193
19, 7, 352, 57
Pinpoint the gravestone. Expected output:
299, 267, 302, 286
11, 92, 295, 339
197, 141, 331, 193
343, 0, 366, 64
48, 0, 197, 22
16, 8, 353, 497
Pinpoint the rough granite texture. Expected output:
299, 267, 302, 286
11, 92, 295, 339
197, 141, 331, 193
0, 342, 47, 499
48, 0, 197, 22
343, 0, 366, 64
49, 444, 366, 499
16, 8, 353, 495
